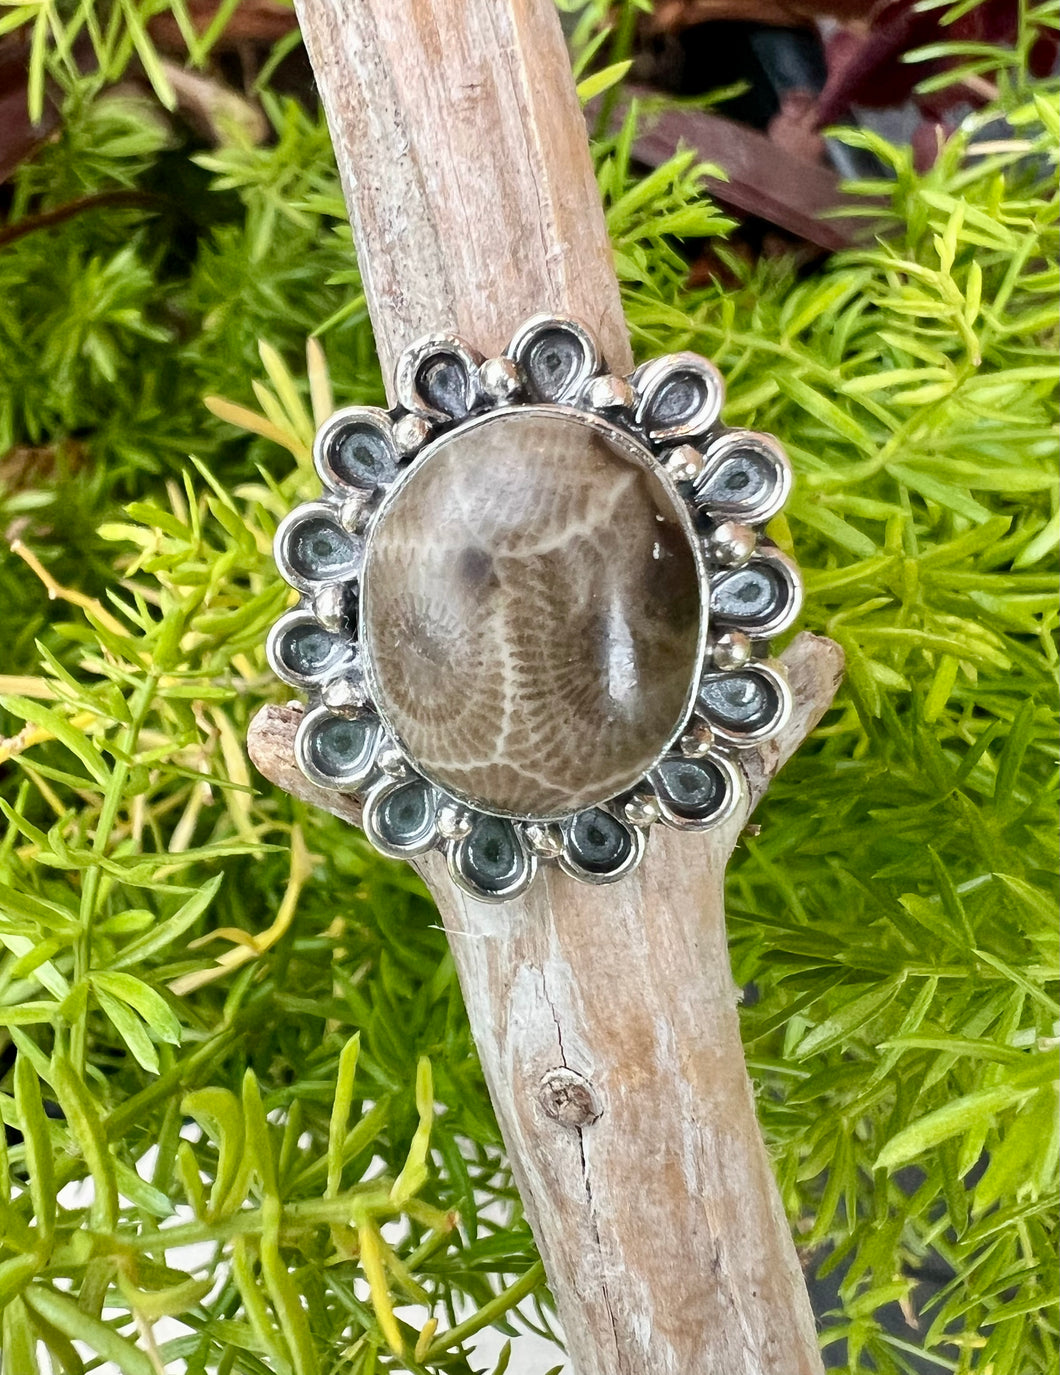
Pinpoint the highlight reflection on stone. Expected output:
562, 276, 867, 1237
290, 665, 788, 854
362, 410, 702, 816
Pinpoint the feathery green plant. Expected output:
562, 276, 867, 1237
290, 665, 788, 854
0, 2, 1057, 1371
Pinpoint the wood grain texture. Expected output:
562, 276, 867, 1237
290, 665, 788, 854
294, 0, 631, 388
279, 2, 839, 1368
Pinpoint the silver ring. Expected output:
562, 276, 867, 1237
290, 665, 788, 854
267, 314, 800, 901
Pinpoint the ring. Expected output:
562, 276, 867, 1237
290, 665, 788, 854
266, 315, 801, 901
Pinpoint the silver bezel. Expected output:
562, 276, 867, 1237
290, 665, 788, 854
266, 609, 352, 690
696, 661, 793, 748
508, 313, 601, 402
709, 547, 803, 640
361, 773, 441, 859
395, 334, 485, 421
694, 429, 793, 526
295, 703, 381, 793
264, 316, 802, 901
649, 749, 744, 833
633, 351, 724, 443
555, 808, 647, 884
448, 821, 538, 902
313, 405, 397, 494
274, 500, 364, 594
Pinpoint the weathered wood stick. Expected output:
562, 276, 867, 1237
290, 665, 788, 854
249, 636, 839, 1373
295, 0, 630, 383
263, 2, 840, 1370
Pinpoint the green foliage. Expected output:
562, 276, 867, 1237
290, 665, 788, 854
0, 4, 1057, 1372
1, 0, 269, 121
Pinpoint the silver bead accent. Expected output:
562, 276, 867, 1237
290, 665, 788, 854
584, 374, 635, 412
706, 520, 757, 568
679, 721, 714, 757
712, 630, 753, 671
321, 674, 369, 715
437, 802, 475, 840
623, 793, 661, 827
312, 584, 350, 633
392, 413, 432, 457
479, 356, 523, 405
376, 744, 409, 778
523, 821, 565, 858
338, 491, 374, 534
662, 444, 705, 484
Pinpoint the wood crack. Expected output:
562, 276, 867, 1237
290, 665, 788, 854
539, 964, 624, 1364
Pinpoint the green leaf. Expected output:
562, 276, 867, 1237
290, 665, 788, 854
357, 1218, 403, 1359
577, 60, 632, 104
0, 883, 79, 935
23, 1285, 155, 1375
1, 1297, 40, 1375
789, 497, 878, 557
94, 987, 159, 1074
182, 1087, 246, 1219
326, 1033, 360, 1199
0, 1001, 61, 1026
112, 874, 223, 968
13, 1057, 54, 1241
116, 1269, 212, 1321
390, 1057, 434, 1207
973, 1081, 1059, 1214
888, 463, 994, 523
973, 948, 1059, 1015
776, 374, 875, 451
260, 1198, 320, 1375
0, 697, 111, 787
231, 1236, 291, 1368
796, 980, 904, 1060
242, 1069, 278, 1200
92, 971, 181, 1044
51, 1055, 119, 1232
0, 1252, 43, 1311
875, 1083, 1032, 1170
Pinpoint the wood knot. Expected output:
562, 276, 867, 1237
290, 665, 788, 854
538, 1068, 602, 1128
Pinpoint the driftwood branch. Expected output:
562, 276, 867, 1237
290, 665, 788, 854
261, 1, 843, 1370
294, 0, 631, 385
250, 632, 842, 1375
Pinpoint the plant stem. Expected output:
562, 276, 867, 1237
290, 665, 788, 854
422, 1261, 546, 1359
73, 673, 160, 1075
85, 1186, 398, 1257
593, 0, 640, 141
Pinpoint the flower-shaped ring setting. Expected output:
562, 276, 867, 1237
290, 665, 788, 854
267, 315, 801, 901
